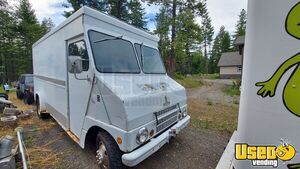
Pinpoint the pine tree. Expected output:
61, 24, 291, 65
63, 0, 109, 17
198, 0, 214, 73
63, 0, 147, 29
15, 0, 45, 74
108, 0, 128, 21
147, 0, 182, 75
0, 0, 17, 81
41, 17, 55, 34
233, 9, 247, 39
0, 0, 7, 8
209, 26, 231, 73
127, 0, 147, 29
175, 8, 202, 74
155, 7, 170, 61
149, 0, 205, 75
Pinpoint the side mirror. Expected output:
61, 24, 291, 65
68, 56, 83, 74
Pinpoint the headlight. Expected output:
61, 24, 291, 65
182, 106, 187, 117
136, 128, 148, 144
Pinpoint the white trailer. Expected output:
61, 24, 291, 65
32, 6, 190, 168
217, 0, 300, 168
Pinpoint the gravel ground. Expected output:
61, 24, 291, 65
25, 124, 230, 169
21, 79, 237, 169
188, 79, 240, 106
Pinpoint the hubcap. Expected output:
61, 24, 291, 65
96, 142, 109, 169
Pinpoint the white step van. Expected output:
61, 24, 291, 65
32, 6, 190, 168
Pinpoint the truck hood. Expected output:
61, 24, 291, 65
96, 74, 187, 131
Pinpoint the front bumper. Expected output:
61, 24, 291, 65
121, 115, 190, 167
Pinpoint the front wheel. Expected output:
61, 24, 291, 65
96, 131, 125, 169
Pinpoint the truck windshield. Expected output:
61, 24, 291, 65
134, 44, 166, 74
89, 30, 140, 73
25, 76, 33, 83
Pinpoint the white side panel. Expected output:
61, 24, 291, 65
216, 131, 237, 169
235, 0, 300, 168
33, 16, 84, 130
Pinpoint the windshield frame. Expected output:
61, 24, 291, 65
88, 30, 141, 74
134, 43, 167, 75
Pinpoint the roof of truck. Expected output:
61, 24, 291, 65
33, 6, 159, 47
21, 74, 33, 77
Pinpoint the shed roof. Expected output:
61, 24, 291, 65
234, 36, 245, 45
217, 52, 242, 67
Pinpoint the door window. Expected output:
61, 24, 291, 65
68, 40, 89, 71
20, 76, 25, 84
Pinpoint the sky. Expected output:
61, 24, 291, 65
10, 0, 248, 34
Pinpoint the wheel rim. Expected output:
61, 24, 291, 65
96, 141, 109, 169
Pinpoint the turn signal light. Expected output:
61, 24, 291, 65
117, 136, 122, 145
149, 129, 154, 137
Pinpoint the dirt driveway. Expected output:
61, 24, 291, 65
4, 79, 238, 169
188, 79, 240, 106
25, 122, 229, 169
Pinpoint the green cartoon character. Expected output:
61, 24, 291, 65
256, 2, 300, 117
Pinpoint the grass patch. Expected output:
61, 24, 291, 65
174, 74, 203, 88
188, 98, 238, 133
223, 86, 240, 96
175, 77, 203, 88
223, 80, 241, 96
0, 92, 60, 168
194, 73, 220, 79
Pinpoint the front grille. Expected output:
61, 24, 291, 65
157, 111, 178, 125
155, 105, 179, 133
155, 105, 177, 117
157, 115, 178, 132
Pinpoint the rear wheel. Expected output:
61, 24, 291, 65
16, 90, 24, 99
23, 92, 34, 105
96, 131, 125, 169
36, 96, 49, 119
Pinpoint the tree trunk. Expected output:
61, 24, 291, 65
170, 0, 177, 76
185, 42, 191, 74
204, 37, 208, 73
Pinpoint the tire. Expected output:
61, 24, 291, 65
0, 93, 8, 100
23, 92, 34, 105
16, 90, 23, 99
36, 97, 49, 119
96, 131, 125, 169
27, 94, 34, 105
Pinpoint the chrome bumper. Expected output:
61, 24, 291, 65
121, 115, 190, 167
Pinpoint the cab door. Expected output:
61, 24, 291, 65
67, 36, 92, 138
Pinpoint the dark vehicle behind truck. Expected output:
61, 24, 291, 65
16, 74, 34, 105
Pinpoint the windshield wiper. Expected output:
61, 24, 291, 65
93, 35, 123, 43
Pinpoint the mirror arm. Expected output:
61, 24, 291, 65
71, 60, 90, 81
73, 71, 91, 81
